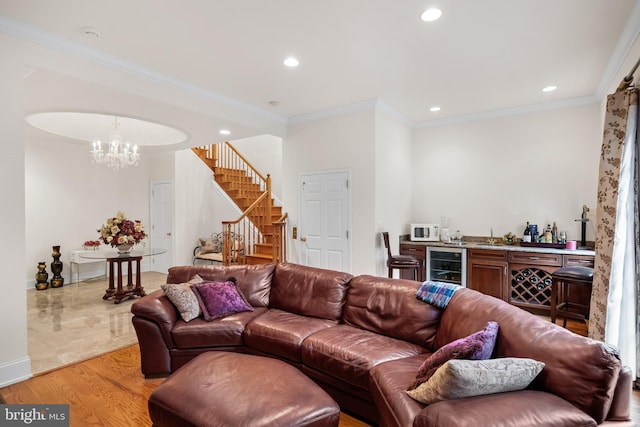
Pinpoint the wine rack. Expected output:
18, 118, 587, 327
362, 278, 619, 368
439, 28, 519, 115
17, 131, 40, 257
510, 265, 555, 308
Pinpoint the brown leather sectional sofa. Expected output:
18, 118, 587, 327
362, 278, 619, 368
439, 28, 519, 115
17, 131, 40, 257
131, 263, 634, 427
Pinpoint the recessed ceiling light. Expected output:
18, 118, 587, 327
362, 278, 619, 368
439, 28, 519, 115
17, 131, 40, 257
284, 57, 299, 67
430, 106, 441, 112
542, 85, 557, 92
219, 129, 231, 135
421, 8, 442, 22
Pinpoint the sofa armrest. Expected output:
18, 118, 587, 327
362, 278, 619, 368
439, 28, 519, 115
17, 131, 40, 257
131, 289, 178, 349
606, 365, 633, 421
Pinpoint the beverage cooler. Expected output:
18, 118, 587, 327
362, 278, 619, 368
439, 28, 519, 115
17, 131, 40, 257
426, 247, 467, 287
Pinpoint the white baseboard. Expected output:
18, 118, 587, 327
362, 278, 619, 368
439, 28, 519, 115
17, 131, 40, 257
0, 356, 32, 387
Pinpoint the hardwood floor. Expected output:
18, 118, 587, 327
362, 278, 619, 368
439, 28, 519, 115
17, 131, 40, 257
2, 344, 638, 426
0, 345, 369, 427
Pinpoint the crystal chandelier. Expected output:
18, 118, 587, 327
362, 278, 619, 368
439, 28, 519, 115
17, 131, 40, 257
90, 117, 140, 170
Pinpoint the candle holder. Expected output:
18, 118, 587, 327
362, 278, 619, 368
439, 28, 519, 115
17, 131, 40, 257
35, 262, 49, 290
50, 245, 64, 288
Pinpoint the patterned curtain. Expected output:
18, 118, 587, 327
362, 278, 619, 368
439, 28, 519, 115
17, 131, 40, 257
589, 85, 639, 383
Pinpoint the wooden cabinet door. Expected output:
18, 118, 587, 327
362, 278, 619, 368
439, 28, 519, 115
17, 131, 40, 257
467, 255, 508, 300
399, 244, 426, 281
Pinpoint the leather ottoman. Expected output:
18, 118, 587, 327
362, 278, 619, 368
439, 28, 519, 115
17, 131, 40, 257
148, 351, 341, 427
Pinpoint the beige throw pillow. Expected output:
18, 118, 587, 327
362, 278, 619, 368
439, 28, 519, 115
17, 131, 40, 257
407, 358, 544, 405
199, 237, 219, 254
161, 275, 205, 322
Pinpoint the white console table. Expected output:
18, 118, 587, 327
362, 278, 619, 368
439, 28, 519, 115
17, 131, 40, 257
70, 249, 107, 284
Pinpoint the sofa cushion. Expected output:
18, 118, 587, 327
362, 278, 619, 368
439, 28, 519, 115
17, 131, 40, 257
413, 390, 597, 427
167, 264, 275, 307
435, 288, 621, 424
171, 308, 267, 349
193, 280, 253, 321
270, 263, 352, 321
370, 354, 432, 427
343, 275, 442, 348
301, 324, 428, 390
407, 358, 544, 405
409, 321, 498, 389
244, 309, 338, 363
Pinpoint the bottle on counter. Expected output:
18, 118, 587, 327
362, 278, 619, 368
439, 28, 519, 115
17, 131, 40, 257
544, 224, 553, 243
523, 221, 531, 243
552, 222, 558, 243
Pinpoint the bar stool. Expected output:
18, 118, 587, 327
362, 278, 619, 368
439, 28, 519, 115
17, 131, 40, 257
550, 266, 594, 328
382, 232, 421, 280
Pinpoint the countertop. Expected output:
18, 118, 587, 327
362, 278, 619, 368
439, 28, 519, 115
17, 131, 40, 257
400, 239, 595, 256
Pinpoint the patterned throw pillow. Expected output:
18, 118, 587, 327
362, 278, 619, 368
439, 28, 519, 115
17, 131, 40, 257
407, 358, 544, 404
198, 237, 219, 254
161, 275, 204, 322
408, 321, 499, 390
192, 279, 254, 321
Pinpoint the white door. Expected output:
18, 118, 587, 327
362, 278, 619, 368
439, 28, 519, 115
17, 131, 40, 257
150, 180, 173, 273
299, 171, 350, 271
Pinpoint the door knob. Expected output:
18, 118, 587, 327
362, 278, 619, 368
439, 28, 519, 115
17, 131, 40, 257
300, 237, 307, 242
166, 232, 172, 236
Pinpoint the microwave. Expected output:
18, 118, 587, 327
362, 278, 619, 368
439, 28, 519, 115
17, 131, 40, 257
410, 224, 440, 242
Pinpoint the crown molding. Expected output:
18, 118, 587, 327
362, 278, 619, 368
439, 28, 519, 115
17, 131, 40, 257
374, 100, 414, 127
0, 15, 287, 125
414, 96, 599, 129
595, 0, 640, 99
287, 99, 379, 125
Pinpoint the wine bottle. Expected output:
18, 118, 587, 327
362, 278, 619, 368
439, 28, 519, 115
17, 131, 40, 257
523, 221, 531, 243
544, 224, 552, 243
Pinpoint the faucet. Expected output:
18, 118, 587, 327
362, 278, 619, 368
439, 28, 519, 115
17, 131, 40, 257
487, 228, 496, 245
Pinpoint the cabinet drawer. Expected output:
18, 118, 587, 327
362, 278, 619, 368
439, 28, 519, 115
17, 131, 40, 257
399, 244, 426, 257
508, 252, 562, 266
468, 248, 507, 261
563, 254, 594, 268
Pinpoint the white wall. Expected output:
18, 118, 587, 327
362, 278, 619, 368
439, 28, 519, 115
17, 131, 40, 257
284, 108, 376, 275
0, 53, 30, 387
173, 149, 240, 266
24, 135, 153, 286
374, 108, 413, 277
231, 135, 283, 200
22, 134, 276, 285
412, 103, 601, 243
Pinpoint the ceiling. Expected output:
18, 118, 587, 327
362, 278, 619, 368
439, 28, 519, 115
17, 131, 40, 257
2, 0, 640, 142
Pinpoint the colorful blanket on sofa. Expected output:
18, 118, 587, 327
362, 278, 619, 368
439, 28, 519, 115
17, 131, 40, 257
416, 281, 460, 309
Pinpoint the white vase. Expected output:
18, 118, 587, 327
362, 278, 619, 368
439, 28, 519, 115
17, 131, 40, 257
116, 243, 133, 254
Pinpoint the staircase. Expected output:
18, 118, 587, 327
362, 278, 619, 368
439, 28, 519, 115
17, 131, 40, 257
192, 143, 287, 265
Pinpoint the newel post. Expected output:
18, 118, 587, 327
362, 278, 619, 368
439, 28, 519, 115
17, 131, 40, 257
266, 174, 272, 226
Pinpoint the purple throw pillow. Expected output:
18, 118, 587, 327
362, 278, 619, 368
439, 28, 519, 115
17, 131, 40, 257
192, 280, 254, 321
408, 321, 499, 390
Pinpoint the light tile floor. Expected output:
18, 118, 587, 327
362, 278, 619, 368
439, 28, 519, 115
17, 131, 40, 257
27, 272, 167, 375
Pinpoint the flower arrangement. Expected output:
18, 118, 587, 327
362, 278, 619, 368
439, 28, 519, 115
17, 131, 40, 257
98, 211, 147, 247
